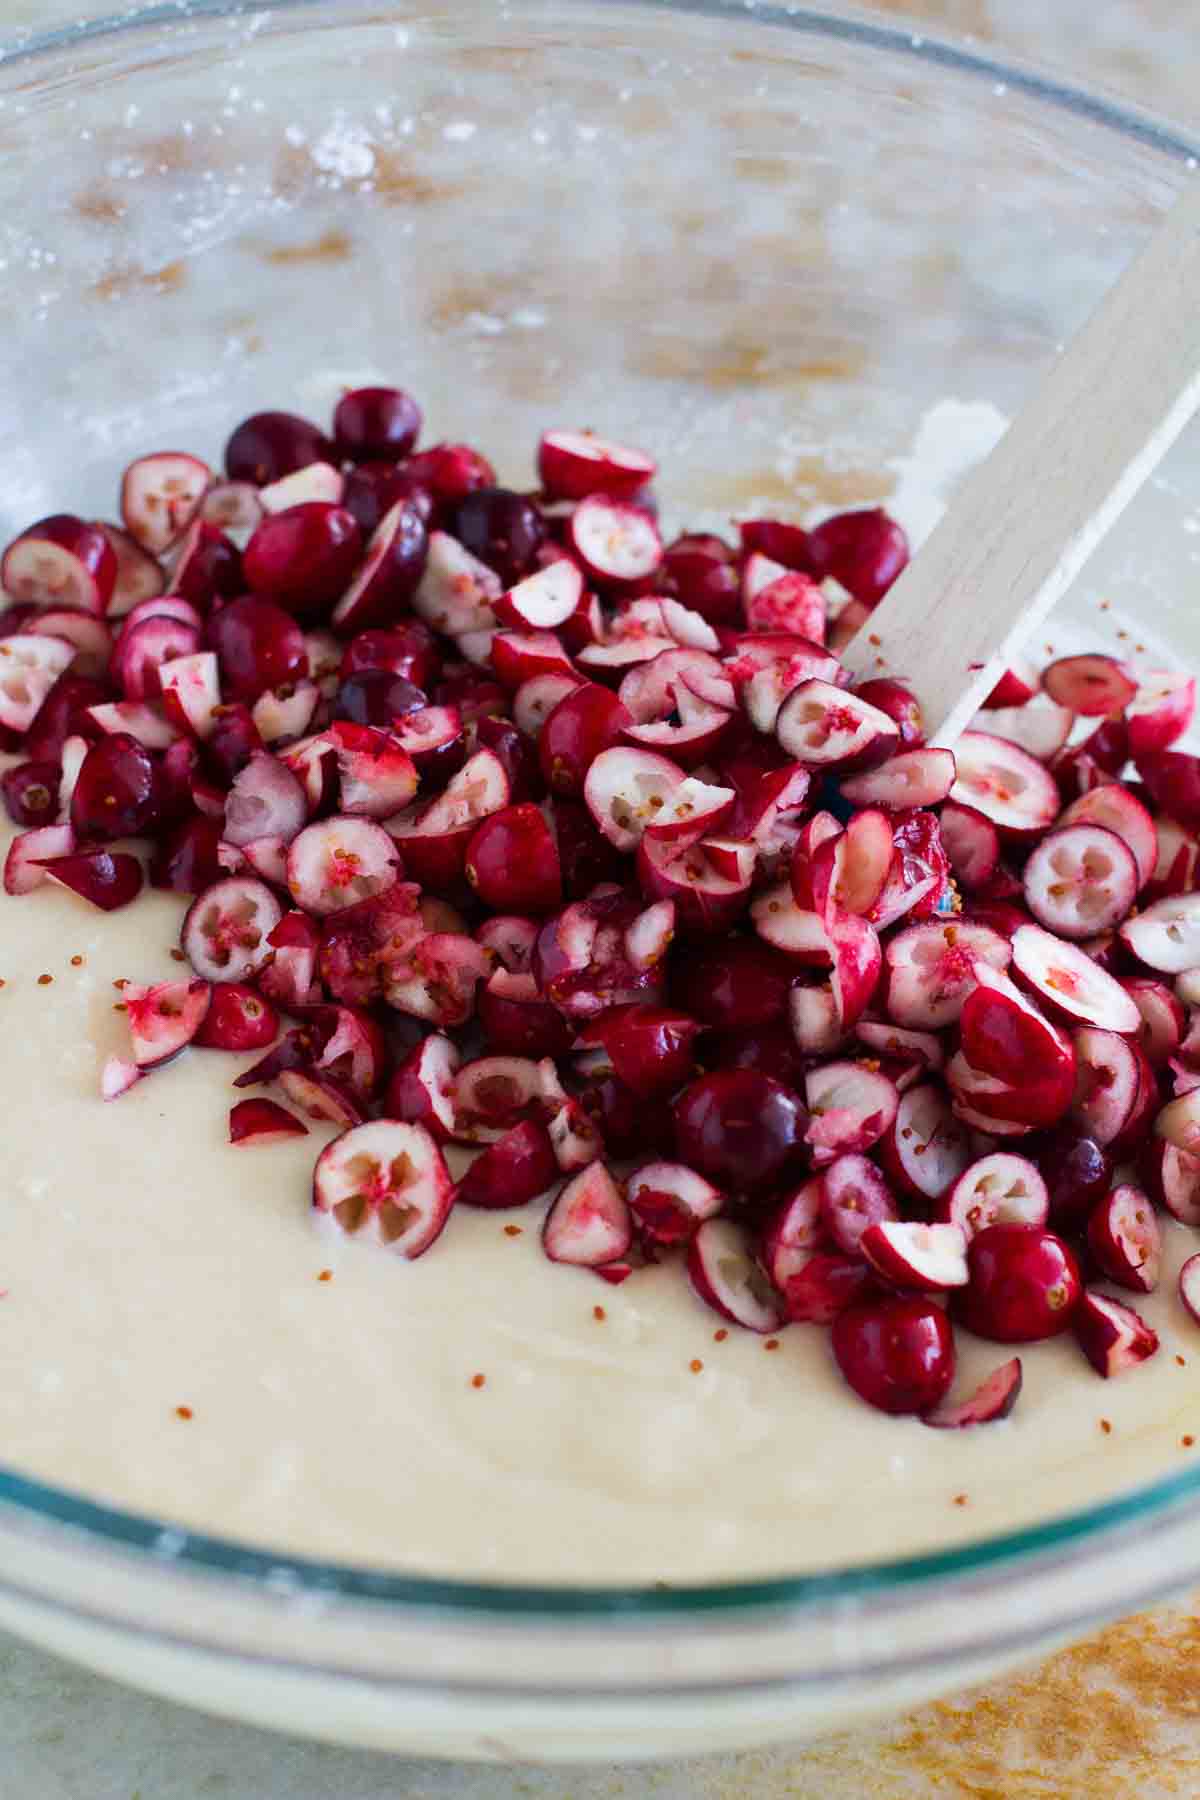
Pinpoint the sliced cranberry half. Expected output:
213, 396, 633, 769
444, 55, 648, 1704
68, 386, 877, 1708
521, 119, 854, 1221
181, 876, 283, 982
313, 1121, 453, 1257
224, 410, 333, 486
2, 515, 117, 616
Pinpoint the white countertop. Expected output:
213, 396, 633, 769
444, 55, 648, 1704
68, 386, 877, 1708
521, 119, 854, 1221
3, 3, 1200, 1796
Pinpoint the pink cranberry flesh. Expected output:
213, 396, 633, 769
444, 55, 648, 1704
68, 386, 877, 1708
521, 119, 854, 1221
957, 1223, 1083, 1343
333, 385, 422, 462
464, 802, 562, 914
673, 1069, 806, 1194
243, 503, 361, 613
831, 1295, 955, 1415
449, 487, 545, 586
207, 595, 308, 704
70, 733, 161, 840
224, 410, 333, 486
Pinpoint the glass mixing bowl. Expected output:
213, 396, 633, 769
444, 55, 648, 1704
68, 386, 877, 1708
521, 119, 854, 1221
2, 0, 1200, 1763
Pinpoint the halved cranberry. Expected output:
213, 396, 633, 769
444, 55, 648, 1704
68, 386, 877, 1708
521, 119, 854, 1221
120, 453, 211, 555
194, 981, 280, 1052
182, 876, 283, 982
1087, 1183, 1161, 1293
686, 1218, 785, 1331
539, 683, 632, 797
1, 514, 118, 616
37, 847, 144, 911
455, 1119, 559, 1210
463, 802, 562, 914
853, 676, 925, 748
243, 503, 361, 613
331, 501, 428, 636
538, 429, 656, 502
673, 1069, 805, 1194
70, 733, 161, 840
149, 815, 226, 893
333, 385, 422, 462
832, 1295, 954, 1415
224, 410, 333, 486
957, 1224, 1082, 1342
313, 1120, 453, 1257
628, 1161, 724, 1246
808, 507, 909, 606
449, 487, 545, 586
207, 595, 308, 704
2, 760, 60, 828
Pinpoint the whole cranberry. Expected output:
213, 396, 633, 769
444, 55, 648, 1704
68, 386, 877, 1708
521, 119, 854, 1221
333, 386, 422, 462
243, 503, 362, 614
334, 669, 427, 727
671, 938, 795, 1031
71, 733, 161, 840
405, 443, 497, 516
1035, 1130, 1114, 1231
26, 673, 110, 762
339, 624, 439, 689
854, 678, 925, 748
224, 410, 333, 486
449, 487, 545, 585
957, 1224, 1083, 1343
207, 595, 308, 703
673, 1070, 806, 1194
2, 760, 60, 827
342, 462, 435, 537
465, 803, 562, 914
809, 507, 909, 607
832, 1296, 956, 1415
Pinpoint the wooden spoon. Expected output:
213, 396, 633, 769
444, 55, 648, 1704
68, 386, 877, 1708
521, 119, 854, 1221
839, 177, 1200, 747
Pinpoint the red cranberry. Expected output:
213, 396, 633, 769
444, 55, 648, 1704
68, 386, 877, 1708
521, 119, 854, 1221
539, 683, 632, 796
809, 507, 909, 606
243, 503, 361, 613
71, 733, 161, 840
204, 704, 265, 787
577, 1073, 675, 1159
339, 624, 439, 689
548, 797, 626, 897
2, 760, 60, 827
581, 1003, 703, 1098
673, 1070, 806, 1194
26, 673, 111, 761
957, 1224, 1083, 1343
170, 522, 243, 607
854, 678, 925, 748
449, 487, 545, 585
405, 443, 497, 516
661, 534, 741, 625
206, 595, 308, 703
433, 666, 507, 727
465, 803, 562, 914
477, 982, 573, 1060
333, 386, 422, 462
342, 462, 435, 537
150, 814, 226, 892
738, 519, 817, 571
1034, 1130, 1114, 1231
1134, 751, 1200, 833
703, 1022, 809, 1093
475, 714, 542, 802
224, 410, 333, 486
334, 669, 427, 727
671, 938, 795, 1032
832, 1296, 956, 1415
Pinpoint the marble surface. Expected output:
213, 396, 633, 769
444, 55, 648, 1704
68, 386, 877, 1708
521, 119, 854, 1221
2, 3, 1200, 1796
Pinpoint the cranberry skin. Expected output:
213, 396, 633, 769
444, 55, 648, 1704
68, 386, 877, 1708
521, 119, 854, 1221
25, 673, 111, 762
334, 669, 427, 728
339, 623, 439, 690
465, 803, 562, 914
224, 410, 333, 486
809, 508, 909, 607
204, 704, 264, 787
661, 534, 741, 626
673, 1070, 806, 1194
333, 386, 422, 463
854, 678, 925, 748
195, 982, 280, 1051
958, 1224, 1083, 1344
433, 666, 507, 727
71, 733, 161, 840
704, 1022, 808, 1093
243, 504, 361, 614
583, 1003, 703, 1098
478, 982, 573, 1059
1035, 1130, 1115, 1231
150, 814, 225, 893
475, 714, 542, 802
207, 595, 308, 704
578, 1073, 674, 1158
738, 519, 816, 572
1135, 751, 1200, 832
2, 760, 60, 827
671, 938, 795, 1032
449, 487, 545, 586
832, 1296, 956, 1416
405, 443, 497, 518
172, 523, 243, 607
539, 683, 632, 796
343, 462, 435, 537
548, 797, 626, 897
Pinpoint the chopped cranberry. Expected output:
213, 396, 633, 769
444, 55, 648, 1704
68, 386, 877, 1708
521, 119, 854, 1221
339, 623, 439, 689
333, 385, 422, 462
808, 507, 909, 607
26, 673, 111, 762
71, 733, 161, 840
334, 669, 427, 728
149, 814, 226, 893
342, 461, 435, 537
224, 410, 333, 486
206, 595, 308, 704
204, 705, 265, 787
2, 760, 60, 828
449, 487, 545, 586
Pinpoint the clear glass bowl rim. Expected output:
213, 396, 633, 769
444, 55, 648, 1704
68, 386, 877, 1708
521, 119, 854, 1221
2, 0, 1199, 1625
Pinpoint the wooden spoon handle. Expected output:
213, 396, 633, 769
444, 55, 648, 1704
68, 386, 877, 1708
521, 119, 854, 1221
838, 176, 1200, 747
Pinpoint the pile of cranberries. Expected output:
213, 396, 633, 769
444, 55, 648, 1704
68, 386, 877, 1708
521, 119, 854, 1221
6, 392, 1200, 1424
